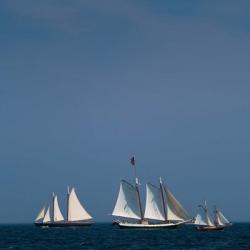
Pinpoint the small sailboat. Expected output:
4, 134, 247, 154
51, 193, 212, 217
34, 187, 93, 227
194, 201, 231, 231
112, 157, 191, 228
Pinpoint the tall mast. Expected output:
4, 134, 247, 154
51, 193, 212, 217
214, 205, 218, 225
204, 200, 208, 224
135, 178, 144, 221
130, 156, 144, 221
159, 177, 168, 221
67, 186, 70, 222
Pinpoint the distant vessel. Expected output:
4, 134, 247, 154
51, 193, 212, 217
34, 187, 93, 227
194, 201, 231, 231
112, 157, 191, 228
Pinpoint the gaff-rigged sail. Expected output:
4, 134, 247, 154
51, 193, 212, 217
205, 211, 214, 226
215, 209, 230, 226
68, 188, 92, 222
144, 183, 165, 221
164, 185, 190, 221
112, 180, 142, 220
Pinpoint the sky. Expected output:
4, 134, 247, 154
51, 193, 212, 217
0, 0, 250, 223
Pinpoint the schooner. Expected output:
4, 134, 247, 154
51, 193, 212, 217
194, 201, 231, 231
112, 157, 191, 228
34, 187, 93, 227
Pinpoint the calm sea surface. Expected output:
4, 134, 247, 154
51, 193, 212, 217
0, 223, 249, 250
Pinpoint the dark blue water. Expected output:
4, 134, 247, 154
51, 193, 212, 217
0, 223, 249, 250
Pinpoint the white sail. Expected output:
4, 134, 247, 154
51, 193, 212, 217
68, 188, 92, 222
164, 186, 190, 221
144, 183, 165, 221
206, 212, 214, 226
217, 210, 230, 225
43, 206, 51, 223
112, 180, 142, 220
35, 207, 45, 222
194, 214, 207, 225
53, 195, 64, 222
215, 213, 224, 226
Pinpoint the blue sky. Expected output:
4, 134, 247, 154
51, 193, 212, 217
0, 0, 250, 222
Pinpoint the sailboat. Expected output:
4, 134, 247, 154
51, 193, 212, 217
194, 201, 231, 231
112, 157, 191, 228
112, 178, 191, 228
34, 187, 93, 227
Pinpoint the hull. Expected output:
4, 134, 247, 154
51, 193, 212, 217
34, 221, 93, 228
116, 221, 184, 229
196, 225, 224, 231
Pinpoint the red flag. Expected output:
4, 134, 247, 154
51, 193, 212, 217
130, 156, 135, 166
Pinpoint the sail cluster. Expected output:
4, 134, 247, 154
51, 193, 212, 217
35, 187, 92, 223
112, 179, 190, 222
194, 205, 231, 227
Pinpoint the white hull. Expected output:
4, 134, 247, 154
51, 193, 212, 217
117, 221, 185, 229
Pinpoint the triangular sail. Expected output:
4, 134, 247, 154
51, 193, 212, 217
194, 214, 207, 225
164, 186, 190, 221
217, 210, 230, 225
68, 188, 92, 222
53, 195, 64, 222
35, 207, 45, 222
215, 213, 224, 226
206, 212, 214, 226
144, 183, 165, 221
112, 180, 142, 220
43, 206, 51, 223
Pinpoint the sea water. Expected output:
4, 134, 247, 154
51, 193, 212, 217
0, 223, 249, 250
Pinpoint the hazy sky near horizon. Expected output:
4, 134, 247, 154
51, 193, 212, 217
0, 0, 250, 222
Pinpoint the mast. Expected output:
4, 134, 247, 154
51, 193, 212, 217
214, 205, 217, 224
204, 200, 209, 224
67, 186, 70, 222
199, 200, 213, 226
135, 178, 144, 221
159, 177, 168, 221
130, 156, 144, 221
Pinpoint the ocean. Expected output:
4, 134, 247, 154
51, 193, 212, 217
0, 223, 249, 250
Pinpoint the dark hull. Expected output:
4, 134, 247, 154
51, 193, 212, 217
117, 224, 179, 229
34, 222, 93, 228
196, 225, 224, 231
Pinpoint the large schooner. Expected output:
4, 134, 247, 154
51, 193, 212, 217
112, 157, 191, 228
34, 187, 93, 227
194, 201, 231, 231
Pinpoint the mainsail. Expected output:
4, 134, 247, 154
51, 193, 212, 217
144, 183, 165, 221
35, 207, 45, 222
200, 202, 213, 226
43, 206, 51, 223
68, 188, 92, 222
215, 209, 230, 226
206, 213, 215, 226
112, 180, 142, 220
53, 195, 64, 222
164, 185, 190, 221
